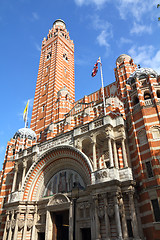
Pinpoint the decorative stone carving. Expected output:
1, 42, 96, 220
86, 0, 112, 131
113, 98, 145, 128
97, 206, 105, 219
27, 219, 33, 230
11, 219, 16, 229
107, 204, 115, 218
118, 201, 123, 216
48, 193, 70, 206
18, 219, 25, 230
95, 170, 108, 180
79, 203, 85, 209
6, 221, 10, 230
85, 202, 90, 209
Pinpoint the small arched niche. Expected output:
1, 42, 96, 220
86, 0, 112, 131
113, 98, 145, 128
144, 91, 151, 100
150, 126, 160, 140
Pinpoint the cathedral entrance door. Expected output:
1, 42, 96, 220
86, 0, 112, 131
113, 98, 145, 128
81, 228, 91, 240
52, 210, 69, 240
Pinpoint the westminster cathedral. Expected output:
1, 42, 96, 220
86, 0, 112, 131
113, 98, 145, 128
0, 19, 160, 240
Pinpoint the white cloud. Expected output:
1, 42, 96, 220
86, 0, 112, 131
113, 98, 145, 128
74, 0, 108, 8
91, 14, 112, 31
34, 42, 41, 52
32, 12, 39, 21
119, 37, 132, 45
0, 146, 5, 154
128, 45, 160, 74
97, 30, 110, 49
90, 15, 112, 53
117, 0, 158, 21
130, 22, 152, 35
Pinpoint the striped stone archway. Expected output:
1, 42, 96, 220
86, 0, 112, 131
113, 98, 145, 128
22, 145, 93, 201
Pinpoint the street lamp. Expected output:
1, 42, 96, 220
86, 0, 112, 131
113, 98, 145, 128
71, 182, 80, 240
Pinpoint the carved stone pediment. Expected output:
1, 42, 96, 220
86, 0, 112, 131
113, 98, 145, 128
48, 193, 70, 206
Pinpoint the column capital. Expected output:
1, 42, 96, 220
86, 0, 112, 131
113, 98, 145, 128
92, 194, 99, 202
22, 160, 27, 168
75, 139, 82, 150
14, 162, 18, 171
112, 191, 122, 201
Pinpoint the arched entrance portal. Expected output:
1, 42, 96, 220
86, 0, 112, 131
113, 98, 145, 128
45, 194, 71, 240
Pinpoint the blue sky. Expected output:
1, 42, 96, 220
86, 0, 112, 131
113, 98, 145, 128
0, 0, 160, 167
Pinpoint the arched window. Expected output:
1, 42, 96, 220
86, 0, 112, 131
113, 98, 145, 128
157, 90, 160, 98
13, 149, 15, 155
98, 106, 101, 116
57, 125, 59, 134
93, 108, 97, 118
144, 91, 151, 100
39, 131, 42, 140
133, 96, 139, 105
78, 115, 81, 125
74, 117, 77, 126
60, 123, 63, 132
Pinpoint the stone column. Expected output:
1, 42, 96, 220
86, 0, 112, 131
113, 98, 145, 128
92, 141, 97, 171
103, 194, 111, 240
69, 201, 74, 240
76, 140, 82, 152
121, 139, 128, 167
108, 138, 114, 168
114, 193, 123, 240
98, 149, 103, 169
119, 196, 128, 239
128, 191, 140, 239
2, 211, 10, 240
8, 211, 14, 240
126, 141, 131, 167
31, 207, 38, 240
12, 163, 18, 192
22, 209, 28, 240
93, 195, 101, 240
22, 160, 27, 184
45, 210, 52, 240
113, 140, 119, 168
13, 211, 20, 240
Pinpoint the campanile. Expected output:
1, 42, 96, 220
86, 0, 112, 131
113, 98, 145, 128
30, 19, 74, 139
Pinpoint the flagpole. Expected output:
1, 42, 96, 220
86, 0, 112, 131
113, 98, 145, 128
99, 57, 106, 115
24, 100, 29, 128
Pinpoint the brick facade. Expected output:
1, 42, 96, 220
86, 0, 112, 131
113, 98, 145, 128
0, 20, 160, 240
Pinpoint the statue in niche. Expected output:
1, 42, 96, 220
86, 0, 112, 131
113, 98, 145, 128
58, 171, 67, 193
74, 174, 85, 190
52, 175, 57, 194
68, 172, 73, 192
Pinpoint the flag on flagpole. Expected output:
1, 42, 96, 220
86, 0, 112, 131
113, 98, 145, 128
23, 100, 29, 123
91, 57, 100, 77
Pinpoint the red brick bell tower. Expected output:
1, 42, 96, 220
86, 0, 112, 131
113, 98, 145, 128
30, 19, 74, 140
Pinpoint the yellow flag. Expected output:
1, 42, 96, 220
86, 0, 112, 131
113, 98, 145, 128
23, 100, 29, 122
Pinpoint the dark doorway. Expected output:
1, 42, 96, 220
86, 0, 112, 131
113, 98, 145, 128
38, 232, 45, 240
81, 228, 91, 240
52, 210, 69, 240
